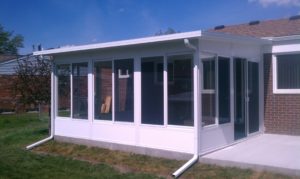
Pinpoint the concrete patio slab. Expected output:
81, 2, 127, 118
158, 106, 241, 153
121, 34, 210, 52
200, 134, 300, 177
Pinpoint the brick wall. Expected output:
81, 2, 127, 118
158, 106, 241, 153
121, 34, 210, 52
264, 54, 300, 135
0, 75, 17, 111
0, 75, 49, 113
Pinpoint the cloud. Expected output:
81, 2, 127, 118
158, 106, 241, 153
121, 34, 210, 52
249, 0, 300, 7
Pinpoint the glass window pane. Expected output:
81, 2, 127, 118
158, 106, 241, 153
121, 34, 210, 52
203, 60, 215, 89
72, 63, 88, 119
248, 62, 259, 133
94, 61, 112, 120
168, 55, 193, 126
234, 58, 246, 140
202, 56, 216, 126
57, 64, 71, 117
141, 57, 164, 125
202, 93, 215, 125
277, 54, 300, 89
114, 59, 134, 122
218, 57, 230, 124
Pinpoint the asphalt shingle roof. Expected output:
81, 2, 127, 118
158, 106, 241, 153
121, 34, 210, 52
209, 17, 300, 38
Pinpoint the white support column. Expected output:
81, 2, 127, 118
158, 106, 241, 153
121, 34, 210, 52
70, 64, 73, 118
194, 48, 201, 154
198, 48, 204, 154
51, 60, 56, 136
134, 56, 141, 145
112, 60, 115, 122
163, 55, 168, 126
88, 60, 93, 138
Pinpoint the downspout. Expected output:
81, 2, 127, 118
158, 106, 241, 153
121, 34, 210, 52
26, 57, 55, 150
172, 39, 200, 178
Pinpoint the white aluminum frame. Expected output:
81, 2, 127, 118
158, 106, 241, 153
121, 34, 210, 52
55, 63, 72, 119
201, 54, 233, 128
165, 52, 195, 128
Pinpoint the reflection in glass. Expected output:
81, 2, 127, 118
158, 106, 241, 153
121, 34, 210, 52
218, 57, 230, 124
94, 61, 112, 120
141, 57, 164, 125
57, 64, 71, 117
248, 62, 259, 133
72, 63, 88, 119
114, 59, 134, 122
234, 58, 246, 140
168, 55, 193, 126
202, 56, 216, 126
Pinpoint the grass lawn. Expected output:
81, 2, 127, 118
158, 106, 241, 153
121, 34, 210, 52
0, 114, 297, 179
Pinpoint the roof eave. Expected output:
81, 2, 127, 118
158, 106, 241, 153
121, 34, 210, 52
262, 35, 300, 41
33, 30, 202, 56
201, 31, 271, 45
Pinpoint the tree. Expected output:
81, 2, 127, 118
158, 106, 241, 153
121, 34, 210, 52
155, 27, 180, 36
0, 24, 24, 55
13, 55, 51, 111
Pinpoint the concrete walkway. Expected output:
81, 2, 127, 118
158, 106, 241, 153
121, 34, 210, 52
200, 134, 300, 177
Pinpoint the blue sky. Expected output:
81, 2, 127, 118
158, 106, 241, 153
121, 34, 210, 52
0, 0, 299, 55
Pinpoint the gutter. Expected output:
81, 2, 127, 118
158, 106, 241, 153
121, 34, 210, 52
26, 60, 55, 150
172, 39, 200, 178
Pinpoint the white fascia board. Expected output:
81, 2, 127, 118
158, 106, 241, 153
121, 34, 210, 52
262, 35, 300, 54
262, 35, 300, 41
272, 44, 300, 54
201, 31, 271, 45
33, 30, 202, 56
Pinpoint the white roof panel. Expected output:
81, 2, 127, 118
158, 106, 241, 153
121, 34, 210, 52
34, 30, 202, 55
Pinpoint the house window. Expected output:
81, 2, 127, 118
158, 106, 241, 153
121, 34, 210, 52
114, 59, 134, 122
276, 54, 300, 90
202, 57, 216, 126
57, 64, 71, 117
167, 55, 193, 126
141, 57, 164, 125
94, 61, 112, 120
72, 63, 88, 119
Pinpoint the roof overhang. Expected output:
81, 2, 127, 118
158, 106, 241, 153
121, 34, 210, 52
33, 31, 202, 56
262, 35, 300, 41
33, 30, 271, 56
201, 31, 271, 45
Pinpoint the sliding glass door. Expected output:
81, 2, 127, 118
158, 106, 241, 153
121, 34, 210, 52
234, 58, 247, 140
234, 58, 260, 140
248, 62, 259, 134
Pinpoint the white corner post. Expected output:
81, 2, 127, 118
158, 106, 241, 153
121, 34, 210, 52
172, 39, 201, 178
26, 58, 55, 150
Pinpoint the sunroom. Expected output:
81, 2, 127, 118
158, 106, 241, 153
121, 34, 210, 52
33, 30, 268, 158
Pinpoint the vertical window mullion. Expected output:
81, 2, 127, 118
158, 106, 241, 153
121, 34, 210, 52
70, 64, 73, 118
215, 56, 219, 125
112, 60, 115, 122
163, 55, 168, 126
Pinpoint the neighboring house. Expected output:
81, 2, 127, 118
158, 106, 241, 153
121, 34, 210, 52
0, 55, 49, 113
0, 55, 19, 113
32, 16, 300, 161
